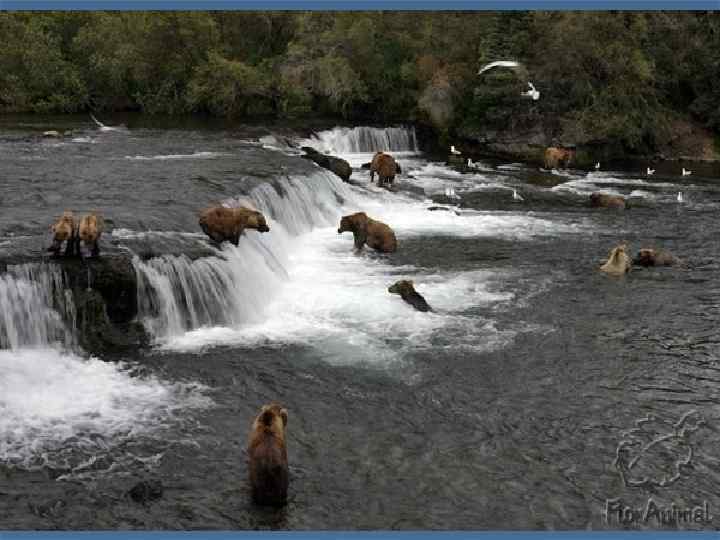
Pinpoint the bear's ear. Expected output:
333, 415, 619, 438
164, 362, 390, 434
408, 280, 414, 287
280, 408, 288, 427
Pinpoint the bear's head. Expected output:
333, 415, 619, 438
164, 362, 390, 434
245, 210, 270, 233
51, 211, 75, 241
388, 280, 414, 296
78, 213, 102, 243
253, 402, 288, 438
634, 248, 657, 267
338, 212, 368, 234
607, 243, 630, 265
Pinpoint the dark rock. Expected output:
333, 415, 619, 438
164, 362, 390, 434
427, 206, 460, 215
300, 147, 352, 182
127, 480, 163, 504
74, 288, 147, 354
58, 255, 137, 323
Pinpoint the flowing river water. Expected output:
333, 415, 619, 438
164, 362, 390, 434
2, 115, 720, 529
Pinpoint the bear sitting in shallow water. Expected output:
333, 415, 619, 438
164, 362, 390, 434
590, 193, 626, 209
388, 280, 432, 312
199, 206, 270, 246
247, 402, 289, 507
600, 244, 632, 275
337, 212, 397, 253
633, 248, 681, 267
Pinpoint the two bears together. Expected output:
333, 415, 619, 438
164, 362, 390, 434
600, 244, 681, 275
49, 211, 104, 258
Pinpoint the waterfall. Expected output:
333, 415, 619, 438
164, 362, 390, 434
300, 126, 419, 154
133, 170, 355, 343
0, 264, 76, 350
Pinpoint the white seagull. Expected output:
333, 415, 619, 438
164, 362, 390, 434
90, 113, 126, 132
445, 187, 460, 200
647, 167, 655, 176
595, 162, 601, 170
512, 189, 524, 202
682, 168, 692, 176
521, 81, 540, 101
477, 60, 520, 75
450, 145, 462, 155
677, 191, 684, 203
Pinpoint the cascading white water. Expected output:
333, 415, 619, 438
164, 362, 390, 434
0, 264, 75, 350
0, 262, 210, 471
300, 126, 419, 154
133, 170, 355, 343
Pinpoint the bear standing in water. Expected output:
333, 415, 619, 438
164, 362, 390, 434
77, 213, 104, 258
633, 248, 681, 267
600, 244, 632, 275
48, 211, 76, 256
198, 206, 270, 246
247, 402, 289, 507
370, 151, 401, 187
590, 192, 627, 209
388, 280, 433, 312
338, 212, 397, 253
543, 146, 575, 169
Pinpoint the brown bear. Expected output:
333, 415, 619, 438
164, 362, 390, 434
590, 193, 627, 209
388, 280, 432, 312
600, 244, 632, 275
48, 211, 76, 256
77, 213, 104, 258
198, 206, 270, 246
633, 248, 681, 267
338, 212, 397, 253
370, 151, 401, 187
543, 146, 575, 169
247, 402, 289, 507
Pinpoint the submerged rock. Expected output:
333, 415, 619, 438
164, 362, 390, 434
127, 479, 164, 504
300, 147, 352, 182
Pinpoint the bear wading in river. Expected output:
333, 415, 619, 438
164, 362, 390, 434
247, 402, 289, 507
48, 211, 76, 256
633, 248, 681, 267
370, 151, 401, 187
543, 146, 575, 169
199, 206, 270, 246
388, 280, 432, 312
77, 213, 104, 258
338, 212, 397, 253
600, 244, 632, 275
590, 192, 627, 209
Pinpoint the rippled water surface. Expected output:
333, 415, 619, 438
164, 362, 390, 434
2, 115, 720, 529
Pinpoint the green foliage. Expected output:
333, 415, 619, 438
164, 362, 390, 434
0, 11, 717, 153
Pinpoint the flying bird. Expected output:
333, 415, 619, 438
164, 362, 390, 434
512, 189, 524, 202
682, 168, 692, 176
677, 191, 684, 203
477, 60, 520, 75
595, 162, 601, 170
450, 145, 462, 155
647, 167, 655, 176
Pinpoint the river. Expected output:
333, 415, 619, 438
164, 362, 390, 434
1, 115, 720, 529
